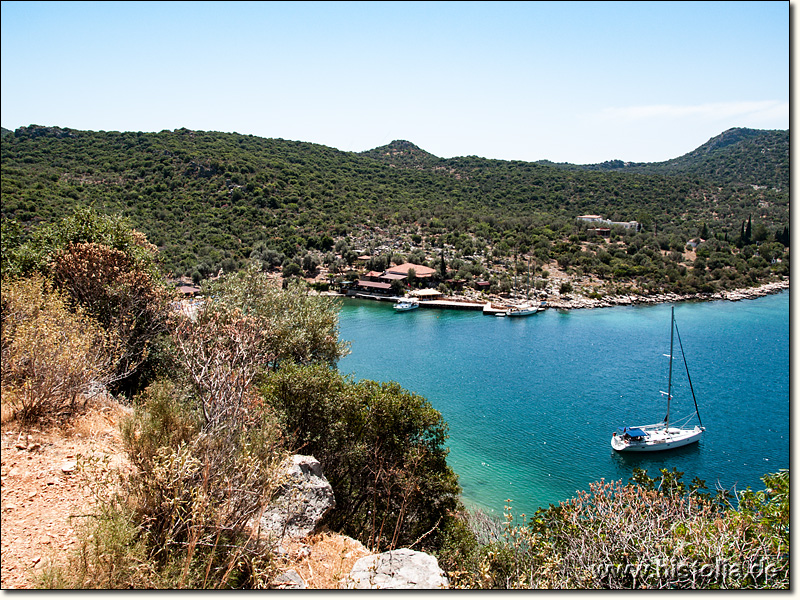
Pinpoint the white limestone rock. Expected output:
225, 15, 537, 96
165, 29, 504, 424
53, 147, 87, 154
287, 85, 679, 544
257, 454, 335, 541
343, 548, 449, 589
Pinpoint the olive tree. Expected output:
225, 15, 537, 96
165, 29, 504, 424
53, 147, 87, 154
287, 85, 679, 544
173, 266, 349, 428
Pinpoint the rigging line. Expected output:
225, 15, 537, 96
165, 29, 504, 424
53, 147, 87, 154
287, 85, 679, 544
666, 307, 675, 427
671, 412, 696, 428
674, 319, 703, 427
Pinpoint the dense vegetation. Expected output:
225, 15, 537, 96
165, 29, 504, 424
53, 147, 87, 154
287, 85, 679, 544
566, 128, 789, 190
1, 125, 789, 298
1, 212, 788, 588
437, 467, 788, 589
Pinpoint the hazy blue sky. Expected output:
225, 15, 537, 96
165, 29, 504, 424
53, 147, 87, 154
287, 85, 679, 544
1, 1, 789, 164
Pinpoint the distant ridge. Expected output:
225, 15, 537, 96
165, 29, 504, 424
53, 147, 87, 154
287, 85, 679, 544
355, 128, 788, 190
689, 127, 766, 154
568, 128, 788, 189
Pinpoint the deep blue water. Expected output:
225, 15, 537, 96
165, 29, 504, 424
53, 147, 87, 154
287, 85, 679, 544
337, 291, 790, 518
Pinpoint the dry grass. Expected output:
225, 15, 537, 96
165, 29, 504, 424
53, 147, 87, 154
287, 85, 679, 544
278, 530, 371, 589
3, 393, 371, 589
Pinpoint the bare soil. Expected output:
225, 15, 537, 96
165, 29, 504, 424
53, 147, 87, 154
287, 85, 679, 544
1, 398, 130, 588
1, 398, 369, 589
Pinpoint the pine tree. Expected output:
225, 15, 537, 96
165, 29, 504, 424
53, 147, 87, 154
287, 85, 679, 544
745, 215, 752, 245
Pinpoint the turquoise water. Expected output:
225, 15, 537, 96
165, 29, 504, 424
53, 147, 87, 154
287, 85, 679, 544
337, 292, 790, 518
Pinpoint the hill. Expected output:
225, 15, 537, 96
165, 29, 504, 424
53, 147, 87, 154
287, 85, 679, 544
558, 128, 788, 190
1, 125, 789, 295
359, 139, 444, 169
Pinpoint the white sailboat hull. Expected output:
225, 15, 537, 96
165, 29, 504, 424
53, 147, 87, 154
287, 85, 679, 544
394, 304, 418, 311
611, 426, 704, 452
505, 301, 546, 317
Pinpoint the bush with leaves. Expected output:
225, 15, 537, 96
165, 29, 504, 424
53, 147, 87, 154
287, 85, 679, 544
1, 274, 118, 423
51, 241, 175, 386
438, 468, 789, 589
49, 378, 289, 589
259, 363, 461, 552
171, 266, 348, 428
2, 208, 175, 395
200, 265, 349, 370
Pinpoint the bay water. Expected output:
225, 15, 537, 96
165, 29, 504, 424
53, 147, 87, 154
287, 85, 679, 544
337, 291, 790, 518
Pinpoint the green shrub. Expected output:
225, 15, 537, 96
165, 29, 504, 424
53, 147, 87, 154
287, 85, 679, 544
51, 240, 175, 392
447, 469, 789, 589
259, 363, 461, 551
435, 508, 503, 588
200, 265, 349, 370
3, 209, 175, 395
120, 379, 200, 471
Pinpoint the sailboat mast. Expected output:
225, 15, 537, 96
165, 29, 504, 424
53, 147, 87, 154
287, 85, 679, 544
527, 257, 531, 300
666, 306, 675, 428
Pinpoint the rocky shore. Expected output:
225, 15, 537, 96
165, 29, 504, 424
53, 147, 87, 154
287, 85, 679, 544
542, 278, 790, 310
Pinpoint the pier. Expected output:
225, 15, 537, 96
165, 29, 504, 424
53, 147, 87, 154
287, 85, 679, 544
341, 291, 517, 314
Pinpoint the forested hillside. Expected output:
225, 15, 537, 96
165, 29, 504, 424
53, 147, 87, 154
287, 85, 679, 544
1, 125, 789, 295
566, 128, 789, 190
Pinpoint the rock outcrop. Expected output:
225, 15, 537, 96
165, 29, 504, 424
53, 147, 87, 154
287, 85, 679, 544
272, 569, 307, 589
257, 455, 335, 542
342, 548, 449, 589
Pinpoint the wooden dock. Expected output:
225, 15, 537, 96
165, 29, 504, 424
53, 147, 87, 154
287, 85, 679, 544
343, 291, 514, 314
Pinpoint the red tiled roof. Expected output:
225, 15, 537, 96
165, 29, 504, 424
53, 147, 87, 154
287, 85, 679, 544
357, 280, 392, 290
380, 272, 407, 281
386, 263, 436, 277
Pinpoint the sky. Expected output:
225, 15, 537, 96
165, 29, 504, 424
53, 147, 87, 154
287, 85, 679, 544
0, 1, 789, 164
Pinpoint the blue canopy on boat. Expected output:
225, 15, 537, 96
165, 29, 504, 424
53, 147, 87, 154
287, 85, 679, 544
617, 427, 648, 437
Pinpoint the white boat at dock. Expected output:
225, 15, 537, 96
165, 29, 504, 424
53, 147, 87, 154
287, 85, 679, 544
393, 298, 420, 311
484, 300, 547, 317
505, 300, 547, 317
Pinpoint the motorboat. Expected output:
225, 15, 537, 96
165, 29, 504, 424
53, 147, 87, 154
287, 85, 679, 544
393, 298, 419, 311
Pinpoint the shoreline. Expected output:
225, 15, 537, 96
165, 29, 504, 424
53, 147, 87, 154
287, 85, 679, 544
542, 278, 790, 310
328, 278, 789, 312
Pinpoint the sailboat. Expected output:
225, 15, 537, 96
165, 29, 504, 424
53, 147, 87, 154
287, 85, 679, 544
505, 301, 544, 317
505, 257, 543, 316
611, 307, 705, 452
